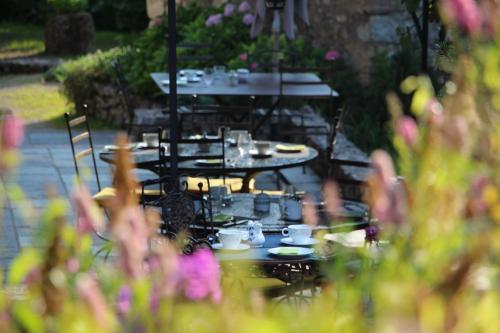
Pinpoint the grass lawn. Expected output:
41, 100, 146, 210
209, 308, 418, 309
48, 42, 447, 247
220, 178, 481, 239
0, 21, 133, 60
0, 74, 72, 124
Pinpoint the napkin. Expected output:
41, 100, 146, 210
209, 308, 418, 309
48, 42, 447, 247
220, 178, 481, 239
276, 144, 306, 152
277, 247, 300, 255
213, 214, 233, 223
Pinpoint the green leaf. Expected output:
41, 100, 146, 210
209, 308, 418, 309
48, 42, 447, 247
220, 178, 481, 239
12, 301, 45, 333
8, 249, 41, 285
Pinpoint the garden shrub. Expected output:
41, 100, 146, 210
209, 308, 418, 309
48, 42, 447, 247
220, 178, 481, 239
47, 0, 88, 13
51, 48, 125, 111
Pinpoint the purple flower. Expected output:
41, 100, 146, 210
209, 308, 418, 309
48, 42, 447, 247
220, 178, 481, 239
396, 116, 419, 147
224, 3, 235, 16
112, 206, 150, 279
73, 186, 102, 234
1, 114, 23, 150
178, 249, 221, 302
442, 0, 482, 34
117, 285, 132, 317
365, 225, 379, 243
242, 13, 254, 25
77, 275, 113, 328
250, 62, 258, 70
238, 1, 251, 12
324, 49, 341, 61
205, 14, 223, 27
368, 150, 408, 225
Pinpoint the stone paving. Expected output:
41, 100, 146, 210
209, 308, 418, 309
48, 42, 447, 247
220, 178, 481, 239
0, 125, 323, 270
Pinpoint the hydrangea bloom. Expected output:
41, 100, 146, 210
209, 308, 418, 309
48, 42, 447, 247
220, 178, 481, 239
224, 3, 235, 16
442, 0, 482, 34
324, 49, 341, 61
1, 114, 23, 150
73, 186, 102, 234
206, 14, 223, 27
238, 1, 251, 12
239, 52, 248, 61
178, 249, 222, 302
242, 13, 254, 25
250, 62, 258, 70
396, 116, 419, 147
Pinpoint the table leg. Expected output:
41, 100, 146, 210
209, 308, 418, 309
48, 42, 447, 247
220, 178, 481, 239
241, 171, 259, 193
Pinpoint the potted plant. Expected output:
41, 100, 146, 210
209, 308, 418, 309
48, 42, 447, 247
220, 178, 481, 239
45, 0, 96, 55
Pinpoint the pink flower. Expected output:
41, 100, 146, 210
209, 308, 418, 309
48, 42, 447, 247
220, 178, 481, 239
117, 285, 132, 317
396, 116, 419, 147
224, 3, 235, 16
324, 50, 341, 61
205, 14, 223, 27
239, 52, 249, 61
73, 186, 102, 234
152, 17, 163, 27
368, 150, 408, 225
1, 114, 23, 150
112, 206, 150, 279
242, 13, 254, 25
67, 258, 80, 273
77, 275, 114, 328
238, 1, 251, 12
442, 0, 482, 34
250, 62, 258, 70
178, 249, 221, 302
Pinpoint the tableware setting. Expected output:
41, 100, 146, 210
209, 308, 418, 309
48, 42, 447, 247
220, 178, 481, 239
280, 195, 303, 221
213, 229, 250, 251
249, 140, 274, 158
275, 144, 306, 153
195, 159, 224, 166
142, 132, 159, 147
268, 246, 314, 258
281, 224, 316, 246
237, 68, 249, 83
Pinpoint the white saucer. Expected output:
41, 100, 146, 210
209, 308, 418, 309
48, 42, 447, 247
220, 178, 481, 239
268, 247, 314, 258
249, 149, 273, 158
280, 237, 318, 246
212, 243, 250, 251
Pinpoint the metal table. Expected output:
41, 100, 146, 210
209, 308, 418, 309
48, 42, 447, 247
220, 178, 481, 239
99, 141, 318, 192
150, 72, 339, 133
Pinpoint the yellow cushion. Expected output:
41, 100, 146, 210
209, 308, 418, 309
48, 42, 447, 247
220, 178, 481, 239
186, 177, 255, 193
92, 187, 116, 202
92, 187, 161, 204
251, 189, 285, 196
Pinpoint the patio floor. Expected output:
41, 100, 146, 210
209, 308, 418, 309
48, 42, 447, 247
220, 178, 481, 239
0, 125, 322, 270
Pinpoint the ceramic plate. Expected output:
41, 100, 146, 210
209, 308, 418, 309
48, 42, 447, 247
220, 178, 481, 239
212, 213, 233, 223
268, 247, 314, 258
280, 237, 318, 246
249, 149, 273, 158
276, 144, 305, 153
195, 159, 223, 166
212, 243, 250, 251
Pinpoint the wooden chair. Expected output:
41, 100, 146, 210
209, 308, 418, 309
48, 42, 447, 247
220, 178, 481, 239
64, 106, 162, 207
179, 96, 256, 135
112, 60, 169, 140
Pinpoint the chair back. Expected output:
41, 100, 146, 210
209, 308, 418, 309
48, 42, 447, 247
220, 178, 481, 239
182, 96, 255, 134
111, 60, 135, 134
64, 105, 101, 191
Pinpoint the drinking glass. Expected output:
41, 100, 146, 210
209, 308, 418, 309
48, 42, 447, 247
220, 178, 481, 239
210, 186, 224, 213
203, 68, 214, 86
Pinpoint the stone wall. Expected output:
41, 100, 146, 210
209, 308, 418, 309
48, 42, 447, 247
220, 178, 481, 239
308, 0, 411, 82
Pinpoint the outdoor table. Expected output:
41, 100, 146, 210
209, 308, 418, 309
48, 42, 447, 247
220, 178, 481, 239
99, 141, 318, 192
150, 72, 340, 133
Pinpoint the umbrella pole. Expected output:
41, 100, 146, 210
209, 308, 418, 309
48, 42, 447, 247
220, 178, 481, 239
272, 10, 280, 72
167, 0, 178, 190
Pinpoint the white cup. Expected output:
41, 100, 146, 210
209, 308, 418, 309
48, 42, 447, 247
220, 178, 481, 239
253, 141, 271, 154
282, 224, 312, 244
143, 133, 159, 147
217, 229, 243, 249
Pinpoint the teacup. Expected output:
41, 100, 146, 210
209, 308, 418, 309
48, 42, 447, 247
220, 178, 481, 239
282, 224, 312, 244
217, 229, 243, 249
143, 133, 159, 147
253, 141, 271, 155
